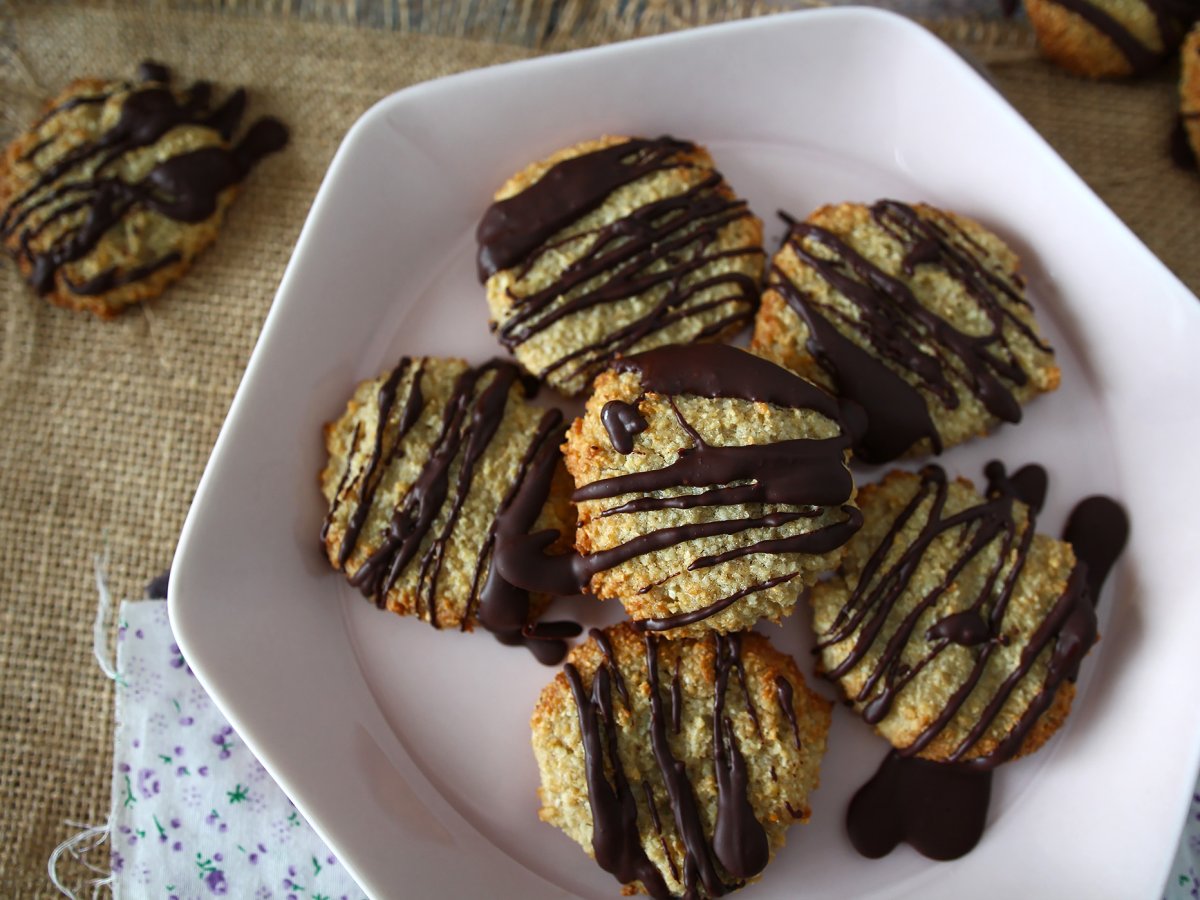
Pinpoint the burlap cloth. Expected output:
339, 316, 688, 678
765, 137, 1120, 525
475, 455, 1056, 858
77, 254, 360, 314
0, 0, 1195, 894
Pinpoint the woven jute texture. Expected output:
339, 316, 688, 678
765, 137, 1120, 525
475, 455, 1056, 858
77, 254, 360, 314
1, 2, 1196, 895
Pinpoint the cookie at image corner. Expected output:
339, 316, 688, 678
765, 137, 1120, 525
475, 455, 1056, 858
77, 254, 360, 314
0, 62, 287, 318
1022, 0, 1195, 78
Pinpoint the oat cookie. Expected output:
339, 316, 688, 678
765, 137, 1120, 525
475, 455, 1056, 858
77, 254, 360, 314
1022, 0, 1194, 77
1179, 24, 1200, 165
559, 344, 860, 638
810, 465, 1091, 766
0, 62, 287, 318
320, 356, 576, 660
751, 200, 1059, 463
531, 623, 831, 898
476, 136, 764, 397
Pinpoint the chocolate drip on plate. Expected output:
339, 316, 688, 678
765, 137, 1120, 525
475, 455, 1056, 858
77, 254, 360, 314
847, 751, 992, 861
2, 64, 288, 298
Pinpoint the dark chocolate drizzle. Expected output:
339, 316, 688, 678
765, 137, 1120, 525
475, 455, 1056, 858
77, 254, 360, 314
475, 137, 762, 392
1, 63, 287, 298
772, 201, 1050, 463
567, 630, 771, 898
325, 357, 579, 663
846, 750, 993, 861
840, 463, 1128, 861
773, 676, 802, 750
493, 345, 860, 629
602, 400, 649, 454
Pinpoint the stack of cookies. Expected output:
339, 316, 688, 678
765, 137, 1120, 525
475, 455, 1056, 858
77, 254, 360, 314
316, 135, 1124, 898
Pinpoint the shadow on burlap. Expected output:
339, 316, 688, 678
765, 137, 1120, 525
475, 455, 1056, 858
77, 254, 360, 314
0, 2, 1195, 894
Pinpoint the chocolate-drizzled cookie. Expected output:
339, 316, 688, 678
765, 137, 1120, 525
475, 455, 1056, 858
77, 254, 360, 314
751, 201, 1059, 463
1178, 24, 1200, 167
0, 62, 287, 317
521, 344, 861, 638
810, 465, 1096, 766
476, 136, 764, 397
1022, 0, 1196, 78
531, 623, 831, 899
320, 356, 579, 663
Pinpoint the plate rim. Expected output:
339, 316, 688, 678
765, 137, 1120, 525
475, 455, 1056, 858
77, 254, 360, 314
169, 7, 1200, 898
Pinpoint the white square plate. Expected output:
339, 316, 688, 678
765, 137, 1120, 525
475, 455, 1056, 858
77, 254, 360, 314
171, 8, 1200, 898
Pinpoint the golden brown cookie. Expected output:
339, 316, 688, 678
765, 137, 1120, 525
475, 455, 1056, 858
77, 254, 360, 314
751, 201, 1059, 464
0, 62, 286, 318
476, 135, 764, 397
1023, 0, 1193, 78
531, 623, 831, 898
560, 343, 860, 638
809, 465, 1090, 766
1180, 23, 1200, 163
320, 356, 577, 660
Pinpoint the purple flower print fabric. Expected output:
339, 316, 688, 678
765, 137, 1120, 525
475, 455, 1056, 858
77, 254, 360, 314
1167, 787, 1200, 899
111, 601, 365, 899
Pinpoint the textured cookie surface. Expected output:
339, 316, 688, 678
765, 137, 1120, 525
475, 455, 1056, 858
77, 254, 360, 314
1023, 0, 1192, 77
477, 135, 764, 396
1181, 24, 1200, 164
0, 63, 286, 318
531, 623, 831, 898
562, 344, 860, 638
809, 466, 1087, 766
751, 201, 1059, 463
320, 356, 574, 649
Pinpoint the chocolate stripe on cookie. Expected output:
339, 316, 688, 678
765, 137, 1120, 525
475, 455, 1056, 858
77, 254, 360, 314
566, 631, 771, 898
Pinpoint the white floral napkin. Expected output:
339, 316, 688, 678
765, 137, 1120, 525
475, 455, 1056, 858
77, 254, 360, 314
109, 599, 364, 900
95, 595, 1199, 899
1168, 791, 1200, 899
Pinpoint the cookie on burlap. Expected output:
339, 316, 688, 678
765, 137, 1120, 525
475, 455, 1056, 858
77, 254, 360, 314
1180, 23, 1200, 164
1022, 0, 1194, 78
809, 466, 1087, 767
476, 135, 764, 397
562, 344, 861, 639
0, 62, 286, 318
320, 356, 576, 653
751, 200, 1059, 464
531, 623, 831, 898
